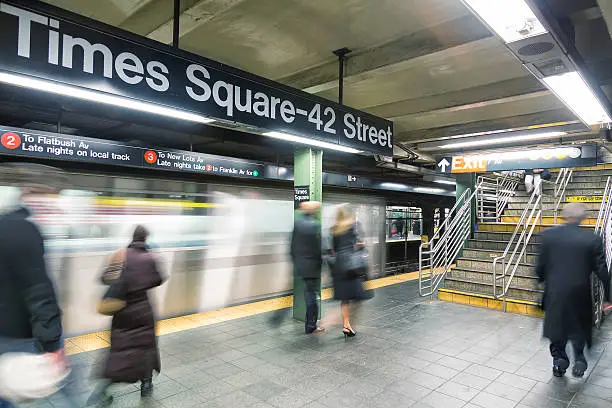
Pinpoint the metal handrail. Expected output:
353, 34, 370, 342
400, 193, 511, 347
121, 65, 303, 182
554, 168, 573, 223
492, 189, 540, 299
594, 176, 612, 328
419, 181, 483, 297
476, 172, 519, 223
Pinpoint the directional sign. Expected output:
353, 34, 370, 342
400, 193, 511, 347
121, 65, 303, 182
435, 145, 597, 174
437, 158, 451, 173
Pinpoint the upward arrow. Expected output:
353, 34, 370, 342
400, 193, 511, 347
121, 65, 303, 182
438, 158, 450, 173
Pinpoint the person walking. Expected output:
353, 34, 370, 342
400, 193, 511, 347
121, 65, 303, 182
0, 185, 67, 408
536, 203, 610, 378
330, 205, 369, 338
290, 201, 325, 334
88, 225, 164, 406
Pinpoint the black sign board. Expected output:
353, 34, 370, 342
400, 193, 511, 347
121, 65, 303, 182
0, 1, 393, 156
294, 185, 310, 209
0, 127, 263, 179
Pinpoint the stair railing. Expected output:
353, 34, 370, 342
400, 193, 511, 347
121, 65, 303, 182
419, 182, 482, 297
492, 188, 542, 307
593, 176, 612, 328
476, 172, 520, 222
553, 168, 573, 223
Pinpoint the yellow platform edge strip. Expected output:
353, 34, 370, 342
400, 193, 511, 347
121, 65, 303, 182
437, 288, 544, 317
66, 271, 420, 355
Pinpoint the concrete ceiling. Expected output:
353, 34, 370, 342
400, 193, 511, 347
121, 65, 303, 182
38, 0, 612, 162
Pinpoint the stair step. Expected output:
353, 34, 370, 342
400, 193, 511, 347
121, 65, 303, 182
505, 203, 600, 211
500, 215, 597, 226
466, 239, 540, 253
442, 278, 542, 303
473, 231, 543, 243
461, 249, 538, 264
456, 257, 535, 274
477, 222, 594, 233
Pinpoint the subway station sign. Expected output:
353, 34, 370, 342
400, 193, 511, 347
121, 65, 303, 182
0, 127, 264, 179
436, 145, 597, 174
0, 1, 393, 156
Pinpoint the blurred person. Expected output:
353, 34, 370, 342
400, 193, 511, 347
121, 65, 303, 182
536, 203, 611, 378
87, 225, 164, 406
0, 185, 68, 407
329, 205, 369, 338
525, 168, 549, 195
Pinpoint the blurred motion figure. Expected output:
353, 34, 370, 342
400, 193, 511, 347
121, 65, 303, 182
88, 225, 164, 406
0, 184, 67, 407
330, 205, 369, 338
290, 201, 325, 334
536, 203, 610, 378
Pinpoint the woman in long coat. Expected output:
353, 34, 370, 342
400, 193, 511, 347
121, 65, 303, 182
90, 225, 163, 405
330, 205, 369, 338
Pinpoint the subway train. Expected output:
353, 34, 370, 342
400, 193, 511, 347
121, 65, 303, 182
1, 167, 386, 336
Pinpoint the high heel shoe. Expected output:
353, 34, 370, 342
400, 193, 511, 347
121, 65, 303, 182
342, 327, 356, 338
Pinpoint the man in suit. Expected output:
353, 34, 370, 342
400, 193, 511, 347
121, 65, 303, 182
536, 203, 610, 378
290, 201, 325, 334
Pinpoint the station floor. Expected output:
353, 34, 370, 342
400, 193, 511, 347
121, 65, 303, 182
22, 277, 612, 408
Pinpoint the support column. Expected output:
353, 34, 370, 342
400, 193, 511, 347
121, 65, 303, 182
293, 148, 323, 321
456, 173, 477, 238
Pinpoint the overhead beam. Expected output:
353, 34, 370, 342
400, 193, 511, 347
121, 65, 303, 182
145, 0, 248, 44
365, 76, 545, 118
278, 14, 492, 93
597, 0, 612, 40
397, 110, 580, 144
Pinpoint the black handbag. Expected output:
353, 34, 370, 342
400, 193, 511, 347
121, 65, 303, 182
97, 249, 127, 316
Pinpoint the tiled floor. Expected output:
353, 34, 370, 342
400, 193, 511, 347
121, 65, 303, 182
21, 280, 612, 408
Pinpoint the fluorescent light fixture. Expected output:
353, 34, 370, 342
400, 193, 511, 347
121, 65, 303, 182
439, 131, 566, 149
0, 72, 215, 124
464, 0, 547, 43
380, 182, 407, 189
414, 187, 446, 194
543, 72, 611, 125
262, 131, 361, 153
434, 179, 456, 185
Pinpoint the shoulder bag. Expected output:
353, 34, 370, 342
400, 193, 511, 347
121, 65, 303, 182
96, 249, 127, 316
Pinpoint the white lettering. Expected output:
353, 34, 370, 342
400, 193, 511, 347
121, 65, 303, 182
344, 113, 356, 139
368, 126, 378, 145
280, 100, 295, 123
253, 92, 270, 117
48, 26, 59, 65
234, 86, 252, 113
378, 129, 387, 147
146, 61, 170, 92
115, 52, 144, 85
62, 34, 113, 78
186, 64, 211, 102
213, 80, 234, 117
0, 3, 48, 58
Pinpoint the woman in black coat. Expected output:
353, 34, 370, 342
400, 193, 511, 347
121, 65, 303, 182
89, 226, 164, 406
330, 205, 369, 338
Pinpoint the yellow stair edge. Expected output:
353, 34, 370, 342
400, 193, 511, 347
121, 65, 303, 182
437, 288, 544, 317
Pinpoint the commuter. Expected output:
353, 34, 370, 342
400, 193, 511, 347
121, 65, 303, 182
330, 205, 369, 338
0, 185, 67, 407
290, 201, 325, 334
88, 225, 164, 406
525, 168, 549, 195
536, 203, 611, 378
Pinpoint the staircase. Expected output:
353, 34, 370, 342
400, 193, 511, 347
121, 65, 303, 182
436, 164, 611, 315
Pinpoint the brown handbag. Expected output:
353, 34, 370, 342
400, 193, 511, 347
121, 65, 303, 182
97, 249, 127, 316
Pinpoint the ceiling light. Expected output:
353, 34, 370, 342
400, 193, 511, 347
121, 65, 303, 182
463, 0, 547, 43
0, 72, 215, 124
262, 131, 361, 153
380, 182, 407, 189
434, 179, 456, 185
439, 131, 566, 149
468, 146, 581, 162
543, 72, 611, 126
414, 187, 446, 194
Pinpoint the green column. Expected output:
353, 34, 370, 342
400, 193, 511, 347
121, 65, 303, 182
293, 148, 323, 321
456, 173, 477, 237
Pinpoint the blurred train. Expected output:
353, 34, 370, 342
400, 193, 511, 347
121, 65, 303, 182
2, 168, 386, 336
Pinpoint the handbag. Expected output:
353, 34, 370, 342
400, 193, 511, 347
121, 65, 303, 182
97, 249, 127, 316
0, 352, 70, 403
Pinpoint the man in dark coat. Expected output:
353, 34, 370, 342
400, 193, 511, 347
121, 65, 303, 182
0, 186, 65, 407
536, 203, 610, 378
290, 201, 324, 334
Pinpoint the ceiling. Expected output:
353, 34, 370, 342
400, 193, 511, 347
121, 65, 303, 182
6, 0, 611, 171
